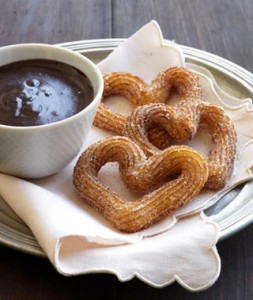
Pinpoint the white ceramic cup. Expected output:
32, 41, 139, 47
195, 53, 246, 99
0, 43, 103, 178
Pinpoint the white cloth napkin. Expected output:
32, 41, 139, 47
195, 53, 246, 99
0, 20, 252, 291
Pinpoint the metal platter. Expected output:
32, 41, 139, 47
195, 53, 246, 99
0, 39, 252, 257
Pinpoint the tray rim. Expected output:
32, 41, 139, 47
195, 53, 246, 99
0, 38, 252, 257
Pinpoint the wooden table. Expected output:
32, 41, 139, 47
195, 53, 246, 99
0, 1, 252, 299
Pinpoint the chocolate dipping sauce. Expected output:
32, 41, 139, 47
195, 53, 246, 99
0, 59, 94, 126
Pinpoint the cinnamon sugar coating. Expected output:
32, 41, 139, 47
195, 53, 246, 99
73, 136, 208, 233
93, 67, 201, 135
125, 100, 237, 189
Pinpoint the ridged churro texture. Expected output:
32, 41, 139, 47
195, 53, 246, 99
93, 67, 202, 135
73, 136, 208, 233
125, 100, 237, 189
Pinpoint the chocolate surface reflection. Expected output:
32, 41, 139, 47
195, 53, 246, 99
0, 59, 94, 126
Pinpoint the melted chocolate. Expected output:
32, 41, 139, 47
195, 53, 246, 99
0, 59, 94, 126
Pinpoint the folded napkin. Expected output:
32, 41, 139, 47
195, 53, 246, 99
0, 21, 252, 291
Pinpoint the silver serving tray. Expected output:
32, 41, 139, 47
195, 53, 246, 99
0, 39, 252, 257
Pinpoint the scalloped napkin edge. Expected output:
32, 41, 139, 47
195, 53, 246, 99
55, 212, 221, 291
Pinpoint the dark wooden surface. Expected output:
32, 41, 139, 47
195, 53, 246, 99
0, 0, 252, 299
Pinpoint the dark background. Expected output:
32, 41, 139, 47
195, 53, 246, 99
0, 0, 252, 299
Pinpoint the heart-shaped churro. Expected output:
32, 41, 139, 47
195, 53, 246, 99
73, 136, 208, 233
93, 67, 201, 135
125, 100, 237, 189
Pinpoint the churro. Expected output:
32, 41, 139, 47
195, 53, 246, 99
94, 67, 201, 135
73, 136, 208, 232
125, 100, 237, 189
